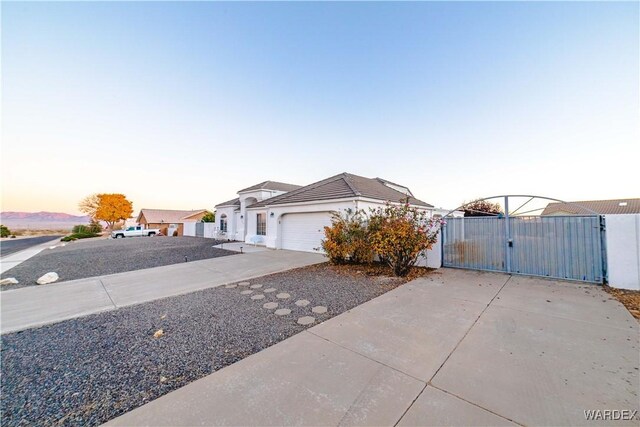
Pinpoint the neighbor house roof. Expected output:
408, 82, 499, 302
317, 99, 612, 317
248, 173, 433, 208
238, 181, 302, 193
215, 198, 241, 208
541, 199, 640, 216
137, 209, 208, 224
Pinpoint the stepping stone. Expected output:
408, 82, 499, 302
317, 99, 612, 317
238, 282, 251, 287
250, 284, 263, 289
240, 290, 253, 295
312, 306, 327, 314
276, 293, 290, 299
274, 308, 291, 316
263, 288, 277, 293
297, 316, 315, 326
225, 284, 237, 289
251, 294, 265, 300
295, 299, 310, 307
263, 302, 278, 310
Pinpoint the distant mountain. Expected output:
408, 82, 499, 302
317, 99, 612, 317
1, 211, 90, 230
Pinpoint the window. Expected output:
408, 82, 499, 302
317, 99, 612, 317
220, 214, 228, 232
257, 213, 266, 235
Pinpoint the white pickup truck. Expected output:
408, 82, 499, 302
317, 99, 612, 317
111, 226, 160, 239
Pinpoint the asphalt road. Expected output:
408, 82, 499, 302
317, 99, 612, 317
0, 236, 62, 258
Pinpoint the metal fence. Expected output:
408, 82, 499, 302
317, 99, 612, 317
442, 215, 605, 283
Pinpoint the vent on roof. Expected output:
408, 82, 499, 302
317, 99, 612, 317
619, 202, 628, 207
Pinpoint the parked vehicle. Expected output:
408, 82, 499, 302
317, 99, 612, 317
111, 226, 160, 238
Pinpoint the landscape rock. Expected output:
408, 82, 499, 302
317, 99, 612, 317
36, 272, 59, 285
153, 329, 164, 338
0, 278, 19, 286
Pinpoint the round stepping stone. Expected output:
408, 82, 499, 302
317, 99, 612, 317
240, 290, 253, 295
263, 302, 278, 310
250, 284, 262, 289
274, 308, 291, 316
225, 284, 237, 289
276, 293, 290, 299
238, 282, 251, 287
311, 306, 327, 314
251, 294, 265, 300
295, 299, 310, 307
263, 288, 277, 293
297, 316, 315, 326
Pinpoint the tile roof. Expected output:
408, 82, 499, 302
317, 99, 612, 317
248, 173, 433, 208
238, 181, 302, 193
215, 197, 240, 208
541, 199, 640, 215
137, 209, 208, 224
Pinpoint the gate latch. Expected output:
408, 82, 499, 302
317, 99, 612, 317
508, 239, 513, 247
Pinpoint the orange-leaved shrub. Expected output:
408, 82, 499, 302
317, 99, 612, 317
321, 209, 373, 265
369, 202, 442, 276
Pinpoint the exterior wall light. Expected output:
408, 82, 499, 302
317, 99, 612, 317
270, 212, 275, 217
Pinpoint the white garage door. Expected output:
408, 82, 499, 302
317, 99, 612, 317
281, 212, 333, 252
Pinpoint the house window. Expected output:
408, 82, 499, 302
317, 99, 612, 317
220, 214, 228, 232
257, 213, 266, 235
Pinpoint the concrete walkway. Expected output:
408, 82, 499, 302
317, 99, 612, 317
0, 236, 62, 274
108, 269, 639, 427
0, 250, 324, 334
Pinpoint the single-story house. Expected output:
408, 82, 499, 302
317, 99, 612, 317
215, 172, 453, 253
137, 209, 208, 236
541, 198, 640, 216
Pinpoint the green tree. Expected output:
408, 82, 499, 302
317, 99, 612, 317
201, 211, 216, 223
0, 225, 11, 238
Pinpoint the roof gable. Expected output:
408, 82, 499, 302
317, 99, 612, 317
249, 173, 433, 208
137, 209, 207, 224
237, 180, 302, 193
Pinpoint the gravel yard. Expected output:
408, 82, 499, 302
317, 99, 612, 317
0, 237, 234, 289
0, 263, 418, 426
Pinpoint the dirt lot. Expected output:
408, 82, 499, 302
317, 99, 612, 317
0, 237, 235, 289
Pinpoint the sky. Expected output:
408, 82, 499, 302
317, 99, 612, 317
1, 1, 638, 215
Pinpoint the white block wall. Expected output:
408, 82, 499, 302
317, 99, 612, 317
183, 222, 196, 237
606, 214, 640, 290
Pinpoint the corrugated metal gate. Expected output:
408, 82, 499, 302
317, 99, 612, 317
195, 222, 205, 237
442, 215, 606, 283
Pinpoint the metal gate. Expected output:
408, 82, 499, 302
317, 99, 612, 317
195, 222, 205, 237
442, 215, 606, 283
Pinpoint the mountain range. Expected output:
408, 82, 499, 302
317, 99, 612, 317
1, 211, 90, 230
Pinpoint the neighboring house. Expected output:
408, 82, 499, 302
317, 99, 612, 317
215, 172, 449, 253
137, 209, 208, 236
541, 198, 640, 216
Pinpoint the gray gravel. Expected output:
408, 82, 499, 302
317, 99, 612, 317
0, 237, 234, 289
0, 263, 408, 426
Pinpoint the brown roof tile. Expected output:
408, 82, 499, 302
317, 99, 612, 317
249, 173, 432, 208
541, 198, 640, 215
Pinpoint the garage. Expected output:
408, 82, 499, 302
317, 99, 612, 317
280, 212, 333, 252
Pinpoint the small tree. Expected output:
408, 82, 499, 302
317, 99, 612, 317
368, 201, 441, 276
0, 225, 10, 238
201, 211, 215, 223
321, 209, 373, 264
94, 194, 134, 230
462, 199, 503, 217
79, 194, 100, 219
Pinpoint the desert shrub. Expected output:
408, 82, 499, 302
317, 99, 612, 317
321, 209, 373, 264
72, 224, 89, 234
0, 225, 10, 238
88, 220, 103, 233
61, 231, 99, 242
368, 201, 442, 277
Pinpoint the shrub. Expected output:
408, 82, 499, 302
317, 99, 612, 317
61, 231, 99, 242
201, 211, 215, 223
0, 225, 10, 238
368, 201, 442, 277
321, 209, 373, 265
72, 224, 89, 234
88, 220, 103, 233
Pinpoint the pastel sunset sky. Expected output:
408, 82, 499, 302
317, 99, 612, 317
1, 1, 638, 215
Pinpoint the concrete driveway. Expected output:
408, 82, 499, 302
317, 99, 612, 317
108, 269, 639, 426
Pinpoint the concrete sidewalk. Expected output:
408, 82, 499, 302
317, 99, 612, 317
108, 269, 639, 427
0, 236, 62, 274
1, 250, 324, 334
